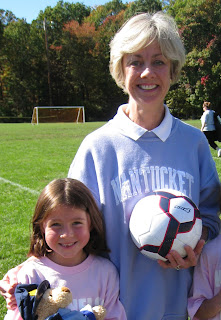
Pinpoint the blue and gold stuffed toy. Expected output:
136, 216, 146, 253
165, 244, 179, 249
15, 280, 106, 320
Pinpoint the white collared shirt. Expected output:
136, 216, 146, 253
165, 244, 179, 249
115, 104, 172, 142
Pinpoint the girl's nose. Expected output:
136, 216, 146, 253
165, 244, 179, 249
60, 225, 74, 238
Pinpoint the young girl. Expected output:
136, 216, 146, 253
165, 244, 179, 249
3, 178, 127, 320
187, 186, 221, 320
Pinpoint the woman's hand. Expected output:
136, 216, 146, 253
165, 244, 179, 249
157, 239, 205, 270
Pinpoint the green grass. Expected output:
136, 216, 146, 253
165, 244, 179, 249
0, 120, 220, 319
0, 122, 105, 318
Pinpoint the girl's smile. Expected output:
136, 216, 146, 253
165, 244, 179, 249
43, 205, 91, 266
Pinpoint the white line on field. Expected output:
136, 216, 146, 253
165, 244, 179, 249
0, 177, 39, 195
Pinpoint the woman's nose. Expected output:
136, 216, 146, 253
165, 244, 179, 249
140, 65, 155, 78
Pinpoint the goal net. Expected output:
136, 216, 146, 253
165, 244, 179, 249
31, 106, 85, 124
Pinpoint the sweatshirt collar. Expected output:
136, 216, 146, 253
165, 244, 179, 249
114, 104, 172, 142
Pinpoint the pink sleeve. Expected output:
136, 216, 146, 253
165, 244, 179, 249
2, 264, 21, 285
0, 265, 23, 312
0, 258, 34, 314
103, 265, 127, 320
1, 265, 25, 319
4, 308, 23, 320
187, 246, 214, 320
0, 257, 35, 292
1, 258, 35, 291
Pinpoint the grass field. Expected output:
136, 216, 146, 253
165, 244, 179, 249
0, 120, 220, 319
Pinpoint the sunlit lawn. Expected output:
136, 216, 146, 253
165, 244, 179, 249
0, 120, 220, 319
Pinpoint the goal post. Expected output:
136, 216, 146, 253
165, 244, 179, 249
31, 106, 85, 124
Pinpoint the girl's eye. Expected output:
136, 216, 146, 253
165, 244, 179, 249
73, 221, 81, 225
51, 223, 61, 227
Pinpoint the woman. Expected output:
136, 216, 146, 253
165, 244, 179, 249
1, 11, 220, 320
201, 101, 221, 157
68, 12, 220, 320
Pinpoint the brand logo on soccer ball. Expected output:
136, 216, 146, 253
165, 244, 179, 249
174, 205, 191, 213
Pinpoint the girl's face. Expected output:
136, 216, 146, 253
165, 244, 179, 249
42, 205, 91, 266
123, 40, 171, 110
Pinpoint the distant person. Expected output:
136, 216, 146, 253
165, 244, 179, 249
200, 101, 221, 157
188, 186, 221, 320
1, 178, 126, 320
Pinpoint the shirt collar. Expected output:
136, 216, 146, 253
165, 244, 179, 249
114, 104, 172, 142
152, 105, 172, 141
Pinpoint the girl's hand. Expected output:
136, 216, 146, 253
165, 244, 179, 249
0, 257, 34, 309
0, 280, 18, 310
0, 260, 28, 310
157, 239, 205, 270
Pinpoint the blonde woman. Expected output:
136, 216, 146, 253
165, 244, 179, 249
68, 12, 220, 320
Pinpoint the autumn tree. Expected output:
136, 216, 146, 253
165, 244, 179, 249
124, 0, 162, 19
86, 0, 126, 28
1, 0, 221, 121
0, 20, 34, 119
166, 0, 221, 118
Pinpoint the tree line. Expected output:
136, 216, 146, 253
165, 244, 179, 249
0, 0, 220, 122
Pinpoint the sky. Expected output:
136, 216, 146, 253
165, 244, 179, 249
0, 0, 127, 24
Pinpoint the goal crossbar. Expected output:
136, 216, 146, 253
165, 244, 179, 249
31, 106, 85, 124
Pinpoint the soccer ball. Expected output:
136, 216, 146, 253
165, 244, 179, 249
129, 189, 202, 261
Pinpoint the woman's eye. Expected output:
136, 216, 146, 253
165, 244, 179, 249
130, 60, 141, 66
154, 60, 165, 66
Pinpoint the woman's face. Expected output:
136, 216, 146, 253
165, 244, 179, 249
122, 40, 171, 109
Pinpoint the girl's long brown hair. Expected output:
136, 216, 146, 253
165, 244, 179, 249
28, 178, 109, 257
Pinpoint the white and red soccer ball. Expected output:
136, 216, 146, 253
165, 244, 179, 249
129, 189, 202, 261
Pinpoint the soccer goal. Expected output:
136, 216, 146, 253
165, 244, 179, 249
31, 106, 85, 124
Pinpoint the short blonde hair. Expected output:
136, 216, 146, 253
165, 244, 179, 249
109, 11, 186, 92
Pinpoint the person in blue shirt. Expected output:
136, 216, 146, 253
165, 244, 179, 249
67, 12, 220, 320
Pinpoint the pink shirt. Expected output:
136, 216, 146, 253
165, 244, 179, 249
4, 255, 127, 320
188, 235, 221, 320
